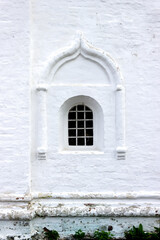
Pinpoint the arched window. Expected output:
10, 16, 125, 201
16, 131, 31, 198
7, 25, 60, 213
68, 104, 93, 146
59, 95, 103, 151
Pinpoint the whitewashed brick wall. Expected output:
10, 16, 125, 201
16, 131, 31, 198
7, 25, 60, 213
0, 0, 30, 195
0, 0, 159, 238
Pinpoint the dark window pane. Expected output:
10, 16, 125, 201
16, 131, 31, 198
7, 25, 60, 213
85, 106, 91, 111
78, 112, 84, 119
78, 129, 84, 136
78, 121, 84, 128
69, 129, 76, 136
68, 121, 76, 128
77, 105, 84, 111
70, 106, 76, 111
69, 112, 76, 119
86, 120, 93, 128
69, 138, 76, 145
78, 138, 85, 145
86, 111, 93, 119
86, 129, 93, 137
68, 104, 94, 147
86, 138, 93, 146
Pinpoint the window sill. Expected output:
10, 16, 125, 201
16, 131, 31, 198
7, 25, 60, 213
60, 150, 104, 155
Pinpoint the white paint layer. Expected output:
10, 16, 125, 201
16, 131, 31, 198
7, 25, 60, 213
0, 0, 160, 237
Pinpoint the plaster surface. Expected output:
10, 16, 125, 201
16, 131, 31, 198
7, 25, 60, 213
31, 0, 160, 195
0, 0, 160, 238
0, 0, 30, 194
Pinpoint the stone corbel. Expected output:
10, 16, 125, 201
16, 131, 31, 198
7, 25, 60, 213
36, 84, 48, 160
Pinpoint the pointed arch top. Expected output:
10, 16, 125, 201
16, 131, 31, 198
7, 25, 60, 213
41, 32, 124, 86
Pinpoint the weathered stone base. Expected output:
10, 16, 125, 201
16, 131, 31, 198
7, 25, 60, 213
0, 193, 159, 239
0, 220, 30, 240
0, 217, 159, 240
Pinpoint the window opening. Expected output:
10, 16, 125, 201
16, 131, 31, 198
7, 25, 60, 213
68, 104, 93, 146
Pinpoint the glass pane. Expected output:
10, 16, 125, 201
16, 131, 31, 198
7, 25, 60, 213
85, 106, 91, 111
68, 121, 76, 128
86, 129, 93, 137
69, 138, 76, 145
69, 129, 76, 137
78, 138, 85, 145
69, 112, 76, 119
86, 120, 93, 128
78, 129, 84, 136
86, 138, 93, 146
77, 105, 84, 111
78, 121, 84, 128
78, 112, 84, 119
70, 106, 76, 111
86, 111, 93, 119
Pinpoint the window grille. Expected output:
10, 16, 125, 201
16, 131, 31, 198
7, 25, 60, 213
68, 104, 93, 146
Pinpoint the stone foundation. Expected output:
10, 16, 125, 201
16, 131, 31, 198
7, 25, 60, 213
0, 217, 159, 240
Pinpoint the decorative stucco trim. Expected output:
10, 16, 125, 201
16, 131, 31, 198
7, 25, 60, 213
0, 191, 159, 202
0, 194, 32, 202
116, 85, 126, 159
31, 203, 160, 219
0, 192, 159, 220
42, 31, 124, 86
0, 201, 159, 220
116, 147, 127, 160
36, 85, 48, 160
36, 84, 48, 92
38, 32, 126, 159
37, 147, 47, 161
31, 191, 160, 200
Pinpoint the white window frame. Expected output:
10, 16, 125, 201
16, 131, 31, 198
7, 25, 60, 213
59, 95, 104, 152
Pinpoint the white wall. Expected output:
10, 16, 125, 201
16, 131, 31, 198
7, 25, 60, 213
0, 0, 160, 238
31, 0, 160, 193
0, 0, 30, 195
